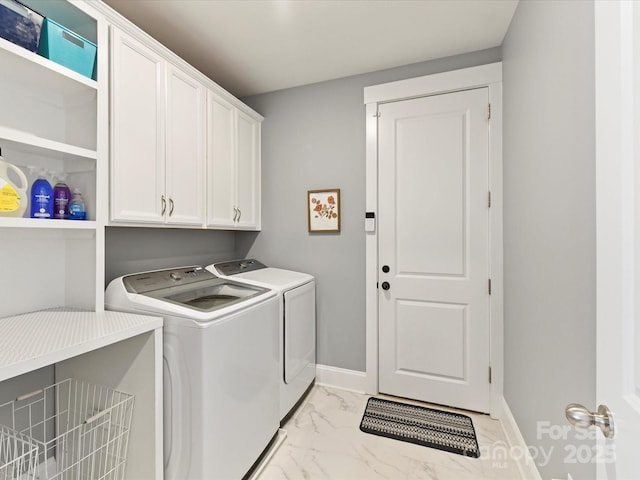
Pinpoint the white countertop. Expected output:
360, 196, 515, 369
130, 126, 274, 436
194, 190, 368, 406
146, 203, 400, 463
0, 309, 162, 382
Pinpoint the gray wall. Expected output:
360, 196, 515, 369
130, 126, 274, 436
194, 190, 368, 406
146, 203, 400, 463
502, 1, 596, 479
240, 48, 501, 371
105, 227, 235, 284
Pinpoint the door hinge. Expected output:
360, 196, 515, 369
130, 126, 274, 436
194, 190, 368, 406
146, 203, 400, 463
488, 103, 491, 120
488, 279, 492, 295
488, 191, 491, 208
489, 366, 492, 384
373, 111, 381, 118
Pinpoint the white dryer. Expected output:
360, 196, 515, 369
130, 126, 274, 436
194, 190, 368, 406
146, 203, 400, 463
208, 259, 316, 421
105, 266, 279, 480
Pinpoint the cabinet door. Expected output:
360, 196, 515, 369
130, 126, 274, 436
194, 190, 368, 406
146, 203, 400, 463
235, 110, 261, 230
206, 93, 236, 227
111, 28, 165, 223
166, 64, 205, 225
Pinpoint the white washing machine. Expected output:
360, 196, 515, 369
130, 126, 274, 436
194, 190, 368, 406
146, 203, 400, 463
105, 266, 279, 480
207, 259, 316, 421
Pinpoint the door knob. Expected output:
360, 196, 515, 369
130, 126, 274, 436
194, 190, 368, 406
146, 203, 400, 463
565, 403, 615, 438
382, 265, 390, 273
381, 281, 390, 291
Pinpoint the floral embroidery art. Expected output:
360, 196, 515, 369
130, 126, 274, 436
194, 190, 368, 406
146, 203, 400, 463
308, 189, 340, 232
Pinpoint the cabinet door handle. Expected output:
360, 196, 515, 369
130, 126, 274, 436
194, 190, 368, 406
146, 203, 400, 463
161, 195, 166, 216
169, 198, 174, 217
237, 208, 241, 222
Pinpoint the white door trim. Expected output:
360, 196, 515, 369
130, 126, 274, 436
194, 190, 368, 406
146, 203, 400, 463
364, 62, 503, 417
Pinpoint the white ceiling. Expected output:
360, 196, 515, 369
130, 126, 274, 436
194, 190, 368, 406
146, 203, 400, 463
103, 0, 518, 98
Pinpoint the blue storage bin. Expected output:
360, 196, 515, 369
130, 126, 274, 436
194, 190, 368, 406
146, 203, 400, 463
0, 0, 43, 52
37, 18, 96, 79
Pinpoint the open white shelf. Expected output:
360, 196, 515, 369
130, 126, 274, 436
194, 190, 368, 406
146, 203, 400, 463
0, 126, 97, 162
0, 217, 97, 230
0, 37, 97, 94
0, 0, 102, 302
0, 2, 163, 477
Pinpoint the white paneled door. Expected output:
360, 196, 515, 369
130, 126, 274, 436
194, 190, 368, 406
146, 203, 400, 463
378, 87, 491, 413
594, 1, 640, 478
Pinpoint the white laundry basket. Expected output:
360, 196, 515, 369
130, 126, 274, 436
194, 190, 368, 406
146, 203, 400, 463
0, 424, 39, 480
0, 378, 134, 480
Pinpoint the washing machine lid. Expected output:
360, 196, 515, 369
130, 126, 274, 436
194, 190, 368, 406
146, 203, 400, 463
211, 260, 314, 290
122, 266, 270, 313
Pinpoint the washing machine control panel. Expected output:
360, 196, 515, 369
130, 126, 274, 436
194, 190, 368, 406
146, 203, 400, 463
214, 259, 266, 276
123, 266, 213, 293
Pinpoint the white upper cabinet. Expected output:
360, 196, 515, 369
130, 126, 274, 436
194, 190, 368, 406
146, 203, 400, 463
110, 27, 205, 226
235, 109, 261, 229
206, 93, 235, 228
109, 11, 261, 231
207, 92, 262, 230
110, 27, 165, 224
165, 64, 206, 225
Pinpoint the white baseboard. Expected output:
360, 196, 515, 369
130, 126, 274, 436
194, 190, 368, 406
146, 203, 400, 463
497, 396, 543, 480
315, 364, 367, 393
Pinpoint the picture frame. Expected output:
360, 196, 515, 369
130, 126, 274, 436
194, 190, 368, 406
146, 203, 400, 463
308, 189, 341, 232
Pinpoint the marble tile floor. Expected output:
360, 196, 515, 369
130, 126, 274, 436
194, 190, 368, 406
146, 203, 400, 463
257, 385, 522, 480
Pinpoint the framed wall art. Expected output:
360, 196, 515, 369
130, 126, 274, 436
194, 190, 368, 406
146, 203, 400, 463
308, 189, 340, 232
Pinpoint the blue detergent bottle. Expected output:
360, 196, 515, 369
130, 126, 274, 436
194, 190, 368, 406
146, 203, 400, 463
30, 169, 53, 219
68, 188, 86, 220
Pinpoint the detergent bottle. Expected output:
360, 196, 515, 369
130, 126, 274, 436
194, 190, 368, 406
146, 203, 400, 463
52, 173, 72, 219
68, 188, 86, 220
30, 168, 53, 219
0, 148, 28, 218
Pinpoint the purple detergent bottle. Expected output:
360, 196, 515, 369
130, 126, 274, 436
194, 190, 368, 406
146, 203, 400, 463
53, 173, 72, 219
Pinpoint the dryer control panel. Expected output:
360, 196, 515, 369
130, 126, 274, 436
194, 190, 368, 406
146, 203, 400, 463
214, 259, 267, 276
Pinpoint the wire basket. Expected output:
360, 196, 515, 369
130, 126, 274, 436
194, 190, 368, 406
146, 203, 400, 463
0, 379, 134, 480
0, 424, 39, 480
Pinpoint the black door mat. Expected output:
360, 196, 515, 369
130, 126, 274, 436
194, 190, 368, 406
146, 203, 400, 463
359, 397, 480, 458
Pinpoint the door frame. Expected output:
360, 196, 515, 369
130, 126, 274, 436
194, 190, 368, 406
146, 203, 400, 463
364, 62, 504, 417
